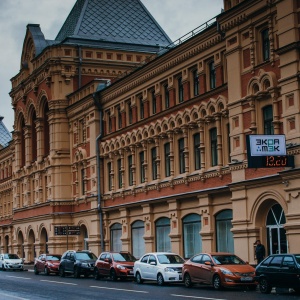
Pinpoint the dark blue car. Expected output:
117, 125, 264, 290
255, 254, 300, 294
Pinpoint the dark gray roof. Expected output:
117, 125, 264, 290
0, 116, 12, 148
55, 0, 172, 48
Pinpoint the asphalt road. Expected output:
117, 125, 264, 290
0, 267, 298, 300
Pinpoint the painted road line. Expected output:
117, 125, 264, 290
0, 293, 30, 300
90, 286, 148, 293
171, 294, 227, 300
40, 279, 77, 285
6, 276, 31, 280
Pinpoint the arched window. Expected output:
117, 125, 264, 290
155, 217, 171, 252
183, 214, 201, 258
266, 204, 287, 255
216, 210, 234, 252
110, 223, 122, 251
131, 220, 145, 259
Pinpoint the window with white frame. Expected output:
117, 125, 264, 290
131, 220, 145, 259
110, 223, 122, 251
155, 217, 171, 252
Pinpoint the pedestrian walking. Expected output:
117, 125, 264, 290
255, 239, 266, 264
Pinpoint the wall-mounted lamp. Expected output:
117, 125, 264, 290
282, 180, 289, 187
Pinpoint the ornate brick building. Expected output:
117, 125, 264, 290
1, 0, 300, 264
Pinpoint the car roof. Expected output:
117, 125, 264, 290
193, 252, 235, 256
142, 252, 178, 255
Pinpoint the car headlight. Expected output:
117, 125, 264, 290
48, 263, 54, 267
117, 264, 126, 270
164, 267, 175, 272
220, 268, 233, 275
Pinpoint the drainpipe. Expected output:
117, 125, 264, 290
93, 91, 104, 252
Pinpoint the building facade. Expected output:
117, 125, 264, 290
1, 0, 300, 264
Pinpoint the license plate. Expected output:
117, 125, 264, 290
241, 277, 253, 282
129, 271, 133, 274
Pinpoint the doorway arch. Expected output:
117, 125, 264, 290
40, 228, 48, 254
17, 231, 25, 258
266, 203, 287, 255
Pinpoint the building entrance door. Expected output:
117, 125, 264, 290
266, 204, 287, 255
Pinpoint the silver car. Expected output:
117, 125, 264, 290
0, 253, 24, 271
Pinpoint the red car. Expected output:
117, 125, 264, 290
94, 251, 136, 281
34, 254, 62, 275
183, 252, 257, 290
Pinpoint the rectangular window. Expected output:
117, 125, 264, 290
193, 69, 199, 96
262, 28, 270, 61
117, 158, 122, 188
164, 84, 169, 109
194, 133, 201, 170
128, 102, 132, 125
128, 155, 133, 186
81, 168, 85, 195
263, 105, 274, 134
107, 162, 112, 191
139, 97, 144, 120
152, 90, 156, 114
209, 61, 216, 89
164, 142, 171, 177
210, 128, 218, 166
178, 138, 185, 174
178, 77, 184, 103
151, 147, 157, 180
107, 110, 112, 133
139, 151, 145, 183
117, 106, 122, 129
78, 119, 85, 143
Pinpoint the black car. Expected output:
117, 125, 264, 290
59, 250, 97, 278
255, 254, 300, 294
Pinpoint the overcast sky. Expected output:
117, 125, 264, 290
0, 0, 223, 133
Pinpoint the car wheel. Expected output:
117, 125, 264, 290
94, 268, 100, 280
74, 267, 80, 278
110, 269, 117, 281
259, 277, 272, 294
135, 272, 143, 284
59, 266, 65, 277
213, 275, 223, 290
184, 273, 193, 288
2, 265, 6, 271
44, 267, 50, 276
34, 266, 39, 275
157, 273, 164, 286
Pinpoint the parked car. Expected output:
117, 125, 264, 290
94, 251, 136, 281
59, 250, 97, 278
134, 252, 185, 286
255, 253, 300, 294
34, 254, 62, 275
0, 253, 24, 271
182, 252, 256, 290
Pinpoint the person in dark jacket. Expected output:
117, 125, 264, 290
255, 240, 266, 264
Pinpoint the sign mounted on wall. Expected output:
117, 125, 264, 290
246, 135, 294, 168
248, 135, 286, 156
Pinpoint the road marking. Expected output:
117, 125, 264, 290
6, 276, 31, 280
90, 286, 148, 293
0, 293, 30, 300
171, 295, 227, 300
40, 280, 77, 285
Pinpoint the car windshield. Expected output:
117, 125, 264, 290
46, 255, 61, 261
294, 254, 300, 264
157, 254, 185, 264
212, 255, 245, 265
4, 254, 20, 259
112, 253, 136, 262
76, 252, 97, 260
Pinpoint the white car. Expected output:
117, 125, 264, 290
133, 252, 184, 286
0, 253, 24, 271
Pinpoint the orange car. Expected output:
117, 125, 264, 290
182, 252, 257, 290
